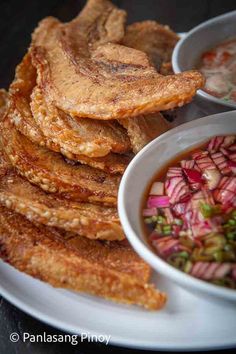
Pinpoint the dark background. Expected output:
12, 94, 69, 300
0, 0, 236, 353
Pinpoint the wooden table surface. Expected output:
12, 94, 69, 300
0, 1, 236, 353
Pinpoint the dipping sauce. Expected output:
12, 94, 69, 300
199, 38, 236, 102
142, 135, 236, 289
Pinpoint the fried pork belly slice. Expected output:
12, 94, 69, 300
123, 21, 179, 72
9, 53, 46, 144
30, 0, 204, 120
120, 22, 175, 152
8, 54, 131, 174
119, 112, 171, 154
0, 89, 8, 115
30, 86, 130, 158
0, 167, 123, 240
1, 117, 120, 206
0, 206, 166, 310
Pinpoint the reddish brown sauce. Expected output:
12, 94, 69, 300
142, 135, 236, 288
199, 38, 236, 102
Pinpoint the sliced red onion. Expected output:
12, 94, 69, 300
197, 262, 211, 278
167, 167, 183, 178
207, 136, 224, 153
163, 208, 174, 224
229, 152, 236, 162
155, 238, 179, 257
190, 182, 202, 191
191, 262, 205, 277
208, 135, 235, 153
232, 266, 236, 281
222, 136, 235, 148
202, 263, 220, 280
183, 168, 203, 183
202, 168, 221, 190
180, 159, 195, 169
173, 202, 187, 216
149, 230, 160, 241
214, 177, 236, 205
147, 195, 170, 208
228, 160, 236, 174
220, 147, 229, 156
193, 151, 217, 171
149, 181, 164, 195
165, 177, 190, 204
191, 221, 215, 237
214, 263, 232, 279
189, 190, 215, 210
228, 144, 236, 151
221, 203, 234, 214
192, 262, 232, 280
179, 193, 192, 203
211, 151, 231, 175
143, 208, 158, 217
192, 150, 206, 160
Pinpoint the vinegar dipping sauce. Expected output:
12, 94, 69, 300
199, 38, 236, 102
142, 135, 236, 289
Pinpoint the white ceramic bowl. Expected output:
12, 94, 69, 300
172, 11, 236, 114
118, 111, 236, 303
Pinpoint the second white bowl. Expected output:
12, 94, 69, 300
118, 111, 236, 303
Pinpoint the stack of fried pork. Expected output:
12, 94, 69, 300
0, 0, 204, 309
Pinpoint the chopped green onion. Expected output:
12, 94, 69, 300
162, 225, 172, 235
213, 250, 224, 262
226, 231, 236, 240
228, 219, 236, 226
163, 225, 171, 231
157, 216, 166, 224
200, 203, 221, 218
174, 218, 183, 226
155, 225, 162, 234
144, 217, 153, 224
184, 260, 192, 273
177, 251, 189, 259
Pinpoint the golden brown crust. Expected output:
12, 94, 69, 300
9, 53, 131, 174
120, 112, 171, 154
30, 86, 131, 158
0, 91, 123, 240
30, 3, 204, 120
0, 89, 8, 116
0, 167, 124, 240
0, 205, 166, 309
123, 21, 179, 72
1, 115, 121, 206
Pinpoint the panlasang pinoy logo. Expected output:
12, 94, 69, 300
9, 332, 111, 345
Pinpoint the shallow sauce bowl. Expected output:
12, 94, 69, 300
118, 111, 236, 303
172, 11, 236, 114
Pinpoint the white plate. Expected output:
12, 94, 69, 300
1, 102, 236, 351
1, 258, 236, 351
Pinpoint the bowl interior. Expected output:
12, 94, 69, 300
172, 11, 236, 109
119, 111, 236, 300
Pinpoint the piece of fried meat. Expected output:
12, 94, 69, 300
31, 0, 204, 120
30, 85, 131, 158
119, 112, 171, 154
1, 115, 120, 206
9, 53, 131, 174
123, 20, 179, 72
0, 206, 166, 309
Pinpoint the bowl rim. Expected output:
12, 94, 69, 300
118, 111, 236, 301
172, 10, 236, 109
